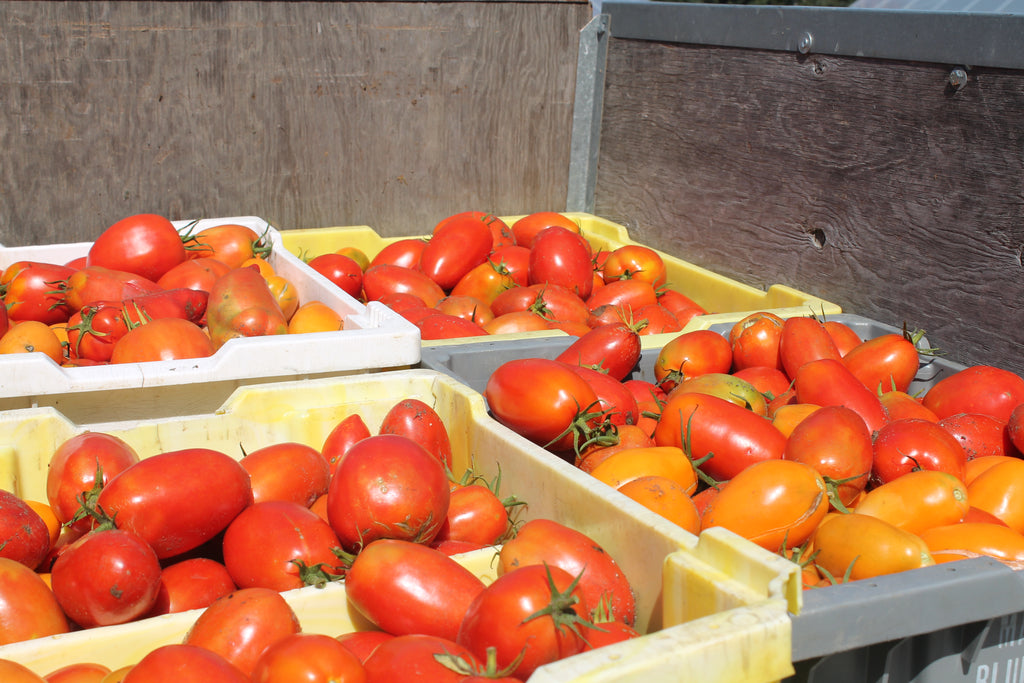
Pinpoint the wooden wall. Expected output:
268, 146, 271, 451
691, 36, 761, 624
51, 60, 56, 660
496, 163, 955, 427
0, 1, 589, 245
594, 39, 1024, 375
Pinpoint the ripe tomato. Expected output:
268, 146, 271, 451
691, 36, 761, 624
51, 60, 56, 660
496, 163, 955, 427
421, 212, 495, 291
601, 244, 666, 288
617, 475, 701, 535
492, 283, 589, 326
377, 398, 454, 469
701, 459, 828, 552
96, 447, 253, 558
435, 295, 495, 326
673, 373, 768, 416
633, 303, 682, 335
42, 662, 111, 683
307, 253, 364, 300
288, 301, 344, 334
483, 310, 551, 335
561, 362, 639, 427
241, 441, 330, 507
554, 322, 641, 381
771, 403, 821, 438
812, 513, 934, 581
362, 634, 481, 683
484, 358, 601, 453
431, 485, 509, 547
778, 316, 842, 380
156, 257, 232, 293
0, 489, 51, 569
729, 312, 785, 371
251, 633, 367, 683
4, 262, 77, 324
854, 469, 968, 535
326, 434, 450, 551
362, 264, 445, 308
450, 261, 517, 305
222, 501, 343, 591
823, 319, 864, 356
967, 458, 1024, 533
110, 318, 215, 363
585, 279, 658, 321
498, 518, 636, 627
511, 211, 580, 247
1009, 404, 1024, 454
88, 213, 186, 282
0, 660, 47, 683
321, 414, 371, 476
842, 333, 920, 394
0, 557, 69, 644
657, 289, 707, 323
939, 413, 1019, 460
46, 432, 140, 534
335, 246, 370, 272
794, 358, 889, 434
487, 244, 531, 287
783, 405, 873, 509
879, 390, 940, 422
733, 365, 791, 399
184, 587, 301, 676
919, 523, 1024, 565
187, 223, 271, 269
206, 266, 288, 349
123, 643, 249, 683
589, 446, 698, 495
922, 365, 1024, 422
368, 238, 427, 270
144, 558, 236, 617
653, 329, 733, 393
528, 226, 594, 300
335, 631, 395, 664
871, 418, 968, 485
417, 313, 490, 340
51, 528, 162, 628
576, 423, 656, 472
346, 539, 486, 641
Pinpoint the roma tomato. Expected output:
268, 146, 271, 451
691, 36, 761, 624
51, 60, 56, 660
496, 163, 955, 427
939, 412, 1019, 460
653, 329, 733, 393
486, 244, 531, 287
368, 239, 427, 270
483, 310, 551, 335
88, 213, 186, 282
96, 447, 253, 558
967, 458, 1024, 533
733, 365, 791, 399
0, 490, 51, 569
188, 223, 271, 270
842, 333, 920, 394
633, 303, 683, 335
362, 264, 445, 308
498, 518, 636, 627
601, 244, 666, 288
123, 644, 249, 683
417, 313, 490, 340
241, 441, 330, 507
345, 539, 486, 641
729, 312, 785, 372
511, 211, 580, 247
822, 319, 864, 356
0, 660, 47, 683
589, 446, 697, 495
362, 634, 480, 683
183, 587, 301, 677
794, 358, 888, 435
450, 261, 517, 305
585, 279, 659, 322
50, 528, 162, 628
335, 631, 394, 664
616, 475, 701, 535
554, 322, 641, 381
222, 501, 344, 591
778, 316, 842, 380
251, 633, 367, 683
657, 289, 707, 325
0, 557, 69, 644
871, 418, 968, 485
434, 295, 495, 326
144, 558, 236, 617
529, 226, 594, 300
672, 373, 768, 416
156, 257, 232, 293
421, 212, 495, 291
854, 469, 968, 535
378, 398, 454, 469
321, 414, 371, 476
560, 362, 639, 427
879, 390, 940, 422
783, 405, 874, 509
919, 523, 1024, 565
326, 434, 450, 551
922, 365, 1024, 422
61, 266, 163, 313
307, 253, 364, 300
206, 266, 288, 349
431, 485, 509, 547
457, 564, 589, 680
812, 513, 934, 581
576, 423, 656, 472
701, 459, 829, 552
46, 432, 140, 534
42, 663, 111, 683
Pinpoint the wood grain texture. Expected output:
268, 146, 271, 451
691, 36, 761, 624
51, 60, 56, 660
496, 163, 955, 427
0, 2, 589, 245
595, 39, 1024, 375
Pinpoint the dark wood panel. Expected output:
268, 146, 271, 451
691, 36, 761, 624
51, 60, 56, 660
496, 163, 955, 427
595, 39, 1024, 375
0, 1, 589, 245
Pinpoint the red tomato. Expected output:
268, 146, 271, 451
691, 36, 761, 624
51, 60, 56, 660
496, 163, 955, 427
794, 358, 889, 434
657, 289, 707, 322
493, 283, 590, 326
378, 398, 454, 469
1010, 404, 1024, 455
61, 265, 163, 312
560, 362, 639, 427
483, 310, 551, 335
843, 333, 920, 394
940, 413, 1019, 460
251, 633, 367, 683
732, 366, 791, 399
307, 253, 364, 300
417, 313, 490, 340
42, 663, 111, 683
879, 390, 940, 422
144, 558, 236, 617
362, 634, 481, 682
511, 211, 580, 247
486, 244, 531, 288
634, 303, 683, 335
431, 485, 509, 547
922, 365, 1024, 422
326, 434, 450, 551
0, 557, 69, 644
375, 291, 427, 312
783, 405, 874, 509
46, 432, 140, 534
96, 447, 253, 558
321, 414, 371, 476
241, 441, 330, 507
122, 644, 249, 683
484, 358, 602, 453
362, 264, 445, 308
601, 244, 667, 288
853, 469, 969, 535
434, 295, 495, 326
4, 262, 77, 324
335, 631, 395, 664
183, 587, 301, 676
222, 501, 344, 591
653, 329, 733, 393
368, 238, 427, 270
498, 518, 636, 626
0, 490, 51, 570
88, 213, 186, 282
457, 564, 589, 680
156, 257, 232, 293
872, 418, 968, 485
823, 319, 864, 356
585, 279, 659, 321
729, 312, 785, 372
449, 261, 517, 304
654, 391, 787, 483
188, 223, 271, 270
51, 528, 162, 628
111, 317, 215, 363
421, 212, 495, 291
554, 322, 641, 381
346, 539, 486, 641
778, 316, 842, 380
528, 226, 594, 300
205, 267, 288, 349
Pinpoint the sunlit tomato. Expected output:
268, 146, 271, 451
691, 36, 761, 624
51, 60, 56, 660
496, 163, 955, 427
374, 291, 426, 313
770, 403, 821, 438
241, 441, 330, 507
362, 264, 445, 308
672, 372, 768, 416
486, 244, 531, 288
729, 312, 785, 371
483, 310, 551, 335
326, 434, 450, 551
922, 365, 1024, 422
0, 321, 65, 364
653, 329, 733, 393
794, 358, 889, 435
123, 644, 248, 682
601, 244, 666, 288
1009, 404, 1024, 455
823, 319, 864, 356
812, 513, 934, 581
378, 398, 454, 469
0, 557, 69, 644
855, 469, 969, 535
560, 362, 639, 427
657, 289, 707, 325
783, 405, 873, 509
457, 563, 589, 680
967, 458, 1024, 533
585, 279, 659, 321
96, 447, 253, 559
368, 238, 427, 270
654, 391, 787, 483
157, 257, 232, 293
321, 414, 372, 476
252, 633, 367, 683
307, 253, 364, 300
432, 485, 509, 547
183, 587, 301, 676
879, 390, 940, 422
434, 295, 494, 326
0, 489, 50, 569
287, 301, 344, 334
421, 212, 495, 291
842, 333, 920, 394
51, 528, 162, 628
4, 262, 77, 324
511, 211, 580, 247
222, 501, 343, 591
262, 274, 299, 321
484, 357, 602, 453
417, 313, 490, 340
335, 631, 394, 664
589, 445, 698, 496
188, 223, 270, 270
110, 318, 215, 364
919, 522, 1024, 565
144, 558, 236, 617
554, 323, 641, 381
23, 500, 61, 550
872, 418, 968, 485
46, 432, 140, 534
617, 475, 701, 534
492, 283, 589, 326
633, 303, 683, 335
701, 459, 828, 552
88, 213, 186, 282
450, 260, 517, 305
43, 662, 111, 683
335, 246, 370, 272
778, 316, 842, 380
576, 423, 656, 472
965, 455, 1021, 485
940, 413, 1019, 460
733, 365, 791, 399
362, 634, 481, 682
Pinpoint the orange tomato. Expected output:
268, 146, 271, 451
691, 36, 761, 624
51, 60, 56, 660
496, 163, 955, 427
0, 660, 47, 683
853, 469, 968, 535
700, 459, 829, 552
616, 475, 700, 535
964, 455, 1021, 486
287, 301, 344, 334
44, 662, 112, 683
878, 391, 940, 422
241, 257, 275, 278
589, 446, 697, 494
264, 274, 299, 321
919, 522, 1024, 565
24, 500, 62, 548
99, 667, 132, 683
0, 321, 64, 364
576, 424, 655, 472
812, 512, 934, 582
967, 458, 1024, 533
771, 404, 821, 438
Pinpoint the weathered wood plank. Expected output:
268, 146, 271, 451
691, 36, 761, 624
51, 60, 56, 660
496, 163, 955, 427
0, 1, 589, 245
595, 39, 1024, 375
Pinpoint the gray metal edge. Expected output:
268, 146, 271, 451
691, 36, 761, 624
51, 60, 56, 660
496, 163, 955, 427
567, 13, 610, 214
602, 0, 1024, 70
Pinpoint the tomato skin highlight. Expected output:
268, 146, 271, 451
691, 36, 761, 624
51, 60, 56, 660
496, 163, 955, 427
421, 212, 495, 291
529, 226, 594, 300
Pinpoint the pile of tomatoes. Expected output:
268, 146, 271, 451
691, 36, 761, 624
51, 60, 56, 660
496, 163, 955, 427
300, 210, 706, 341
483, 311, 1024, 588
0, 214, 349, 367
0, 397, 641, 682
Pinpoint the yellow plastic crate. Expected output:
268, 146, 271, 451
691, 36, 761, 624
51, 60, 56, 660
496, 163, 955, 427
279, 213, 841, 349
0, 369, 799, 682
